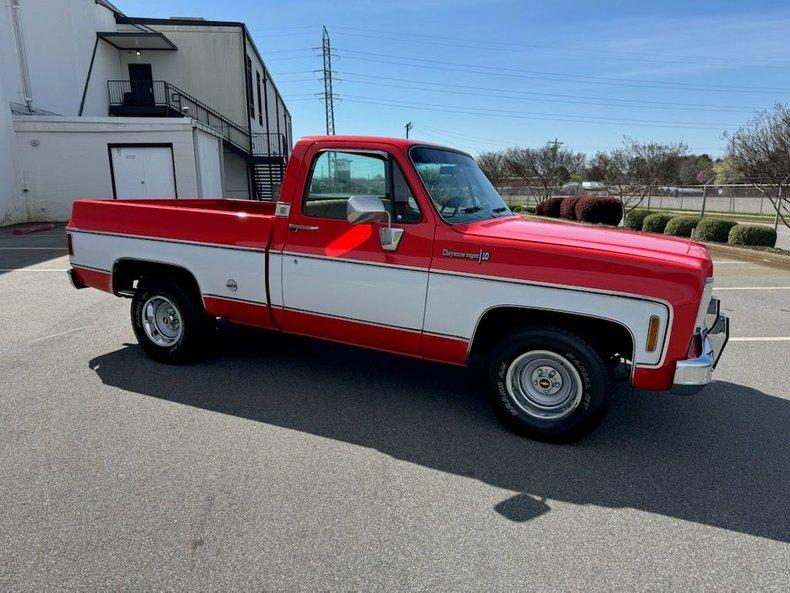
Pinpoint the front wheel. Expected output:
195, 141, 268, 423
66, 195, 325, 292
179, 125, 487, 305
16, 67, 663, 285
131, 278, 212, 363
487, 327, 610, 442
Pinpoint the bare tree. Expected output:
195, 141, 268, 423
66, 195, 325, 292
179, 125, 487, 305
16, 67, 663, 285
476, 151, 509, 189
595, 138, 687, 214
726, 103, 790, 226
502, 142, 585, 201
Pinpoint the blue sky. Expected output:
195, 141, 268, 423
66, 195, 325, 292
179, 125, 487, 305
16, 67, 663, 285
119, 0, 790, 157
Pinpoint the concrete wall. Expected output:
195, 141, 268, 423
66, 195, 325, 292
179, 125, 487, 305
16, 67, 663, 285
0, 0, 120, 116
118, 24, 247, 128
195, 127, 223, 198
11, 117, 221, 222
0, 69, 25, 225
223, 151, 250, 200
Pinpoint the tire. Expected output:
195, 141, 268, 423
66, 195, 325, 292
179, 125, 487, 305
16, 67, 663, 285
131, 277, 212, 363
487, 327, 610, 442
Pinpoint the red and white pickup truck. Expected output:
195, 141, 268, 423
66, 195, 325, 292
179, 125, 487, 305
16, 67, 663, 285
67, 135, 729, 441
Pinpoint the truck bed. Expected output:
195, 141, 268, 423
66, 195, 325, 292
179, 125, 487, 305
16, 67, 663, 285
68, 199, 277, 250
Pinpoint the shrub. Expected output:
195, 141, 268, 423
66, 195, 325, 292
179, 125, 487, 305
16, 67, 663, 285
625, 209, 650, 230
728, 224, 777, 247
510, 204, 524, 213
664, 216, 701, 238
560, 196, 582, 220
642, 213, 674, 233
695, 218, 738, 243
535, 197, 564, 217
574, 196, 623, 225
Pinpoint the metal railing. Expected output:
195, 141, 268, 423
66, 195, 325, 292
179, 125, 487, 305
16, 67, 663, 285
107, 80, 288, 158
251, 133, 287, 158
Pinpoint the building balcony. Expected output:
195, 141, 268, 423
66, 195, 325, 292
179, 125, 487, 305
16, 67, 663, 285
107, 80, 287, 163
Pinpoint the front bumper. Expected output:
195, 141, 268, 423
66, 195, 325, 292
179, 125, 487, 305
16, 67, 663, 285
671, 297, 729, 395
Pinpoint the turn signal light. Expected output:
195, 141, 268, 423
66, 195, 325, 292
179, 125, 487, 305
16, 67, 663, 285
645, 316, 660, 352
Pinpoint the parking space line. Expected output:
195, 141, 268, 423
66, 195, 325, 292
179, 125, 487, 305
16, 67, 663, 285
0, 268, 68, 272
714, 287, 790, 290
30, 327, 90, 344
729, 337, 790, 342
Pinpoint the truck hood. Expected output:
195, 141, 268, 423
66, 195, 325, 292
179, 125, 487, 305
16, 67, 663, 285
458, 216, 708, 264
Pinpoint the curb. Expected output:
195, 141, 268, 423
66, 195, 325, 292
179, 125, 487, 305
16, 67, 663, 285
701, 242, 790, 270
11, 223, 56, 235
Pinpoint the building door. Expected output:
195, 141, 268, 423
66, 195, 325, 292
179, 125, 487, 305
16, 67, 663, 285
110, 145, 176, 199
128, 63, 153, 105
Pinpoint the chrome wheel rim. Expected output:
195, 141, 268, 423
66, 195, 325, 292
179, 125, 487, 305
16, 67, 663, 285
142, 296, 183, 347
505, 350, 583, 420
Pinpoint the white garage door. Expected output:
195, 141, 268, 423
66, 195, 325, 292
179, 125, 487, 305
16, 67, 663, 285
111, 145, 176, 199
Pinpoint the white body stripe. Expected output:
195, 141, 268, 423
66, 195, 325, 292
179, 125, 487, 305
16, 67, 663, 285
282, 255, 428, 330
424, 273, 670, 366
70, 231, 670, 365
70, 231, 267, 304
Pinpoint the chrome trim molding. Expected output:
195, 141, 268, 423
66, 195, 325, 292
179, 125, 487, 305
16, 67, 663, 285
67, 228, 268, 253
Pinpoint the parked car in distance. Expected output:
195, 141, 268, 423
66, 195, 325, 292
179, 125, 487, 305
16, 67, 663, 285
66, 135, 729, 441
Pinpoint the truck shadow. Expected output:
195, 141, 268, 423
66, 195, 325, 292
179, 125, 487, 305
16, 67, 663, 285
89, 324, 790, 543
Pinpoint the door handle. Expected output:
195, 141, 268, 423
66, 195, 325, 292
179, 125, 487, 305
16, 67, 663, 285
289, 224, 319, 232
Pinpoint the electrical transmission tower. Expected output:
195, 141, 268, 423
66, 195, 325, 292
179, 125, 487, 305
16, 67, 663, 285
321, 25, 336, 135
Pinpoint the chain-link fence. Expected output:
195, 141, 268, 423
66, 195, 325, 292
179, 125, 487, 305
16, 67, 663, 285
499, 184, 789, 250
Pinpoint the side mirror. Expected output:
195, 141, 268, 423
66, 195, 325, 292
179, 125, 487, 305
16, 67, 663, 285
346, 195, 389, 225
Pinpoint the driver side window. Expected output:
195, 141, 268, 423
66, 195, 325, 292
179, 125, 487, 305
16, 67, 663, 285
303, 151, 422, 223
304, 151, 388, 220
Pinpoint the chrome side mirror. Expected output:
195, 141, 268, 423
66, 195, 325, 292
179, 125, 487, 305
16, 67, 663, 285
346, 196, 389, 225
346, 195, 404, 252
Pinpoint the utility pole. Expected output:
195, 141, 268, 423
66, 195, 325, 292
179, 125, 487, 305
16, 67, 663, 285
321, 25, 336, 136
404, 121, 413, 139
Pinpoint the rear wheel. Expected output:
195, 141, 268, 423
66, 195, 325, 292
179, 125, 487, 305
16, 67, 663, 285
487, 327, 610, 442
131, 278, 212, 363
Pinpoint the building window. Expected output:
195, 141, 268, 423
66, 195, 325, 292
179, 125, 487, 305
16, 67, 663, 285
256, 71, 263, 126
245, 56, 254, 119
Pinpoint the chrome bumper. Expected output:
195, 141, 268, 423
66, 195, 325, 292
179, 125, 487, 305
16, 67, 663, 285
671, 298, 729, 395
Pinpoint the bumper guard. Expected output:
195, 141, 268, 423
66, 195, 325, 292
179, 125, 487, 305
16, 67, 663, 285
671, 297, 729, 395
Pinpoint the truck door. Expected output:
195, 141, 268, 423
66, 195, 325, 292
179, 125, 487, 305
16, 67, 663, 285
279, 145, 433, 356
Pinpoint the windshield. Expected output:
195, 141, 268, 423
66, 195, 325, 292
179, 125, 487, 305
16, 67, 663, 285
410, 146, 511, 224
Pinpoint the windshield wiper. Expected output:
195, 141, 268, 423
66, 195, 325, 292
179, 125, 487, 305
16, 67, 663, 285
491, 207, 510, 213
460, 206, 483, 213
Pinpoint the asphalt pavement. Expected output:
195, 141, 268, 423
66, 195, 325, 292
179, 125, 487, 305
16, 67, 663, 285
1, 224, 788, 591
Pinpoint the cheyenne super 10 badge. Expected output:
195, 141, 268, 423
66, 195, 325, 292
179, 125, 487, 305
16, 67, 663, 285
442, 248, 491, 263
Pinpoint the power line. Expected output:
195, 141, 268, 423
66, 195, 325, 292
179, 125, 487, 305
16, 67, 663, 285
336, 49, 790, 94
328, 24, 790, 69
338, 95, 736, 130
333, 71, 758, 114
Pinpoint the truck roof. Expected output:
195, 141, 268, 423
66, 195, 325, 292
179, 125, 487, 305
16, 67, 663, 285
297, 135, 452, 152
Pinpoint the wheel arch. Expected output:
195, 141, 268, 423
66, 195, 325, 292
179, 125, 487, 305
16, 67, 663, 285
112, 258, 203, 304
468, 305, 636, 365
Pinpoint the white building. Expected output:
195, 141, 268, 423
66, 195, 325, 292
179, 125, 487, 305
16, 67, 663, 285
0, 0, 292, 225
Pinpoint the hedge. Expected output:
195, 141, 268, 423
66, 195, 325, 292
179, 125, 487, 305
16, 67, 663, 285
664, 216, 701, 238
535, 197, 564, 217
728, 224, 777, 247
625, 209, 650, 230
574, 196, 622, 225
642, 213, 674, 234
560, 196, 582, 220
695, 218, 738, 243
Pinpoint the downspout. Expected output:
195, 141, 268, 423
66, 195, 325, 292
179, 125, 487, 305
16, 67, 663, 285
78, 35, 100, 116
10, 0, 33, 111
